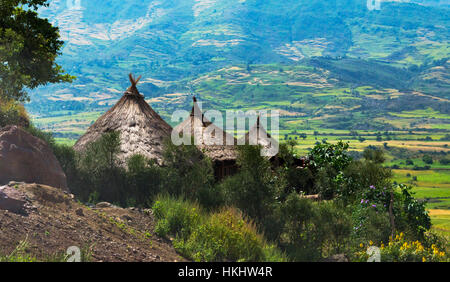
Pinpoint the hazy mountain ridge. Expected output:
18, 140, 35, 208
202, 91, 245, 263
27, 0, 449, 137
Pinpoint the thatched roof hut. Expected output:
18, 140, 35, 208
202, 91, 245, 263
74, 74, 172, 166
173, 96, 238, 162
238, 115, 279, 158
173, 97, 238, 179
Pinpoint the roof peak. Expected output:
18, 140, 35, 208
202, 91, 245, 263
125, 73, 143, 97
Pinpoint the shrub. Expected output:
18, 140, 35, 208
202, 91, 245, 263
354, 232, 448, 262
351, 203, 392, 245
340, 159, 392, 205
219, 145, 277, 223
74, 131, 128, 205
278, 141, 315, 195
279, 193, 324, 261
152, 195, 286, 262
175, 207, 266, 262
352, 183, 431, 242
0, 97, 29, 128
309, 141, 352, 173
161, 140, 216, 207
308, 141, 352, 200
278, 193, 354, 261
395, 184, 431, 239
363, 147, 385, 164
152, 195, 203, 240
127, 154, 164, 206
422, 155, 433, 165
316, 201, 353, 256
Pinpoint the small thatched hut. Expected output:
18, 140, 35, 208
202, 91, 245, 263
74, 74, 173, 166
238, 115, 279, 158
173, 97, 238, 180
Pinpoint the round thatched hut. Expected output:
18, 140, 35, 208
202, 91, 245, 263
73, 74, 173, 166
172, 97, 238, 179
238, 115, 279, 158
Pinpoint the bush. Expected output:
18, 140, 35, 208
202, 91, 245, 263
422, 155, 433, 165
161, 140, 216, 207
351, 203, 392, 245
308, 141, 352, 200
279, 193, 353, 261
354, 232, 448, 262
339, 159, 392, 205
73, 131, 128, 205
395, 184, 431, 239
351, 183, 431, 242
152, 195, 286, 262
0, 97, 29, 128
363, 147, 385, 164
152, 195, 203, 240
316, 201, 353, 256
176, 208, 266, 262
309, 141, 352, 173
278, 141, 315, 195
127, 154, 164, 206
219, 145, 277, 223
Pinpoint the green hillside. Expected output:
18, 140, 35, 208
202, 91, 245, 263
26, 0, 449, 148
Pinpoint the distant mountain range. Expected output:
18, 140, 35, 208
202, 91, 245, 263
28, 0, 449, 137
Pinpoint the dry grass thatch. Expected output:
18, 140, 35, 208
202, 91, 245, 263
73, 74, 172, 166
238, 115, 279, 157
172, 97, 238, 162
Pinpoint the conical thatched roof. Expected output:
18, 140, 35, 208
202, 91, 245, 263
238, 115, 279, 157
74, 74, 172, 166
172, 97, 237, 162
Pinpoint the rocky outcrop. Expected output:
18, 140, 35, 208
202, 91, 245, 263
0, 184, 29, 214
0, 125, 68, 191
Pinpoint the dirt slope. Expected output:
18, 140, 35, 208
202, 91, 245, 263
0, 182, 184, 262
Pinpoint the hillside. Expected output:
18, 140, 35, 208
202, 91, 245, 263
26, 0, 449, 141
0, 182, 184, 262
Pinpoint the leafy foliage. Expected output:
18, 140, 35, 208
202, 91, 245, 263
42, 131, 444, 262
153, 195, 203, 240
218, 145, 278, 224
0, 97, 29, 127
152, 196, 286, 262
161, 140, 217, 208
0, 0, 74, 101
354, 232, 448, 262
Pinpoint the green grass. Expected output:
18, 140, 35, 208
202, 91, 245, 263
393, 169, 450, 212
152, 195, 287, 262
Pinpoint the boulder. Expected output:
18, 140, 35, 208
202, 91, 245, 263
0, 185, 28, 214
0, 125, 68, 191
96, 202, 113, 208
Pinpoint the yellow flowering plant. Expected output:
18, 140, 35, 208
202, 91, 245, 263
354, 232, 448, 262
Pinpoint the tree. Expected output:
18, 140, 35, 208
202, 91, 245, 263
162, 139, 215, 206
376, 132, 382, 142
0, 0, 74, 101
219, 145, 277, 223
422, 155, 433, 165
363, 147, 385, 164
